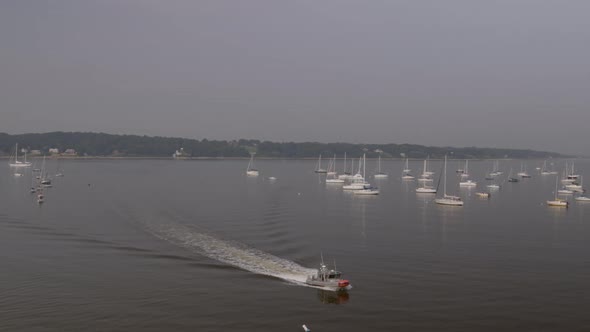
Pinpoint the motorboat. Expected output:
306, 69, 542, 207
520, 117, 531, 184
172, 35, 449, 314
459, 179, 477, 187
354, 186, 379, 195
547, 199, 568, 207
476, 192, 490, 198
416, 186, 436, 194
305, 259, 351, 292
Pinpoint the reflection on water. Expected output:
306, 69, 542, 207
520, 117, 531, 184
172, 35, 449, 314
316, 290, 349, 305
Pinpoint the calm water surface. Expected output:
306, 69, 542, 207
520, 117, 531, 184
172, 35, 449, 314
1, 159, 590, 331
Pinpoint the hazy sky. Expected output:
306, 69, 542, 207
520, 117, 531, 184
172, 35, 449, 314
1, 1, 589, 154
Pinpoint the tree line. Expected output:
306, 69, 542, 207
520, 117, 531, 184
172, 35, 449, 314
0, 132, 566, 159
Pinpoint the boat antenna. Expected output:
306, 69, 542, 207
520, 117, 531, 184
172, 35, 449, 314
320, 252, 324, 265
333, 259, 337, 271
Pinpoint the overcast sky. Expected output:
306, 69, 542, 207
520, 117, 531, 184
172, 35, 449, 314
1, 1, 589, 154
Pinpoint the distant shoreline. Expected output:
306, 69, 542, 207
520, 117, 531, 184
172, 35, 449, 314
1, 156, 583, 161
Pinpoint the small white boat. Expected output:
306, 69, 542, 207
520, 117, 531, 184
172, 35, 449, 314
435, 156, 464, 206
8, 143, 32, 168
326, 154, 338, 176
325, 155, 344, 183
459, 179, 477, 187
342, 176, 369, 190
476, 192, 490, 198
575, 196, 590, 202
314, 154, 327, 173
416, 187, 436, 194
548, 177, 568, 207
547, 199, 568, 207
343, 157, 370, 190
418, 159, 433, 181
352, 155, 377, 194
338, 153, 353, 180
487, 184, 500, 190
402, 158, 411, 173
558, 189, 574, 195
401, 174, 415, 180
305, 257, 351, 292
268, 176, 277, 181
354, 187, 380, 195
435, 195, 464, 206
373, 155, 388, 179
14, 172, 24, 177
246, 153, 259, 176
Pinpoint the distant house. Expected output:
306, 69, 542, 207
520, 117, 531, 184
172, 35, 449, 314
48, 148, 60, 155
63, 149, 77, 156
30, 150, 42, 156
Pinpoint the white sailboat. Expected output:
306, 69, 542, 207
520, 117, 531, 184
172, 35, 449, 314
55, 158, 64, 177
418, 158, 434, 182
326, 155, 345, 184
435, 155, 464, 206
327, 155, 338, 176
547, 177, 568, 207
517, 162, 531, 178
354, 154, 379, 195
459, 160, 477, 187
9, 143, 32, 167
489, 160, 502, 177
374, 154, 388, 179
401, 158, 414, 180
540, 160, 552, 175
338, 152, 352, 180
246, 153, 259, 176
343, 157, 369, 190
40, 156, 52, 187
423, 156, 435, 177
314, 154, 327, 173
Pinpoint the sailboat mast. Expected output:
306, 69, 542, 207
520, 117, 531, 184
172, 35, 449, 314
443, 155, 448, 196
363, 154, 366, 179
343, 152, 347, 174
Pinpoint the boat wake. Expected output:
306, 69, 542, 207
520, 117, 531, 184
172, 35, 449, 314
143, 221, 317, 286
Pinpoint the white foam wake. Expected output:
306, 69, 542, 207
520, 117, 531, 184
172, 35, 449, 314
145, 221, 317, 285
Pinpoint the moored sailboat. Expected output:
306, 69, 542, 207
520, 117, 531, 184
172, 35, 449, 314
246, 153, 259, 176
435, 155, 464, 206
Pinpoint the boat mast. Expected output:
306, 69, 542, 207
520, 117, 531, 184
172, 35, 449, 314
363, 154, 366, 179
443, 155, 448, 197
